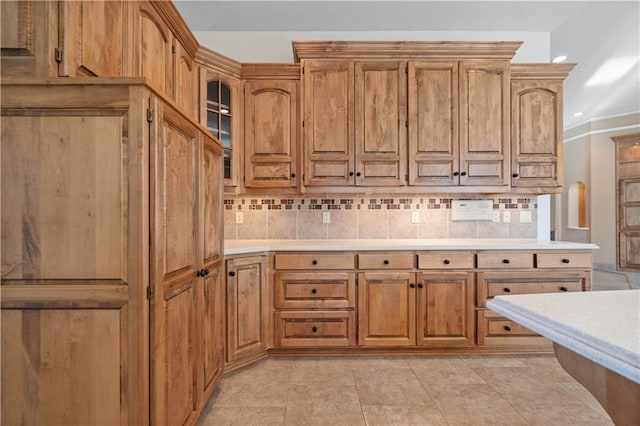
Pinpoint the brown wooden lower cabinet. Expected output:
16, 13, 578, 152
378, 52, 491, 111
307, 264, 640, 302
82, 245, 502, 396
477, 309, 550, 347
275, 311, 356, 347
225, 255, 269, 366
357, 271, 475, 347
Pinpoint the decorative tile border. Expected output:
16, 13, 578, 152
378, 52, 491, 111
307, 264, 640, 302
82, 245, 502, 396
225, 196, 537, 211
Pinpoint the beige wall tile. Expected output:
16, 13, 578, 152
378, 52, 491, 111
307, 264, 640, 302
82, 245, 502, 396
267, 209, 297, 239
388, 210, 418, 239
478, 220, 509, 239
358, 209, 388, 239
328, 209, 358, 239
448, 219, 478, 239
236, 210, 267, 239
223, 209, 237, 240
297, 210, 328, 239
509, 210, 537, 238
417, 209, 448, 239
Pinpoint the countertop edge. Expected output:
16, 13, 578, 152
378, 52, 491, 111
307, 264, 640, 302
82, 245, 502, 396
224, 239, 599, 256
487, 297, 640, 385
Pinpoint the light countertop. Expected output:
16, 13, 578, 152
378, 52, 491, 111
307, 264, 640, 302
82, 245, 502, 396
487, 290, 640, 384
224, 239, 598, 256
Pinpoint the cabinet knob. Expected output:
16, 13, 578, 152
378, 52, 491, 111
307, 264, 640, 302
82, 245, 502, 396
204, 269, 209, 276
503, 259, 510, 264
383, 259, 390, 265
356, 172, 362, 177
443, 259, 450, 265
560, 286, 568, 292
312, 259, 318, 265
291, 173, 296, 178
228, 271, 236, 277
418, 283, 424, 288
409, 283, 416, 288
562, 258, 570, 264
460, 171, 467, 176
311, 288, 318, 294
312, 326, 318, 333
504, 325, 512, 332
196, 270, 202, 277
512, 173, 519, 178
453, 171, 459, 176
349, 172, 354, 176
503, 287, 511, 293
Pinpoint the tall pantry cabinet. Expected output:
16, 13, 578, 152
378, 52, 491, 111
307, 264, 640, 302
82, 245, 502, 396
1, 2, 225, 425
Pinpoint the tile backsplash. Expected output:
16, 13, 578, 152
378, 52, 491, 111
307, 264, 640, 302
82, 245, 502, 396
224, 194, 538, 240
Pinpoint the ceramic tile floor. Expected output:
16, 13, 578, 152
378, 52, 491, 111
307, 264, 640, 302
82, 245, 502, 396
197, 354, 614, 425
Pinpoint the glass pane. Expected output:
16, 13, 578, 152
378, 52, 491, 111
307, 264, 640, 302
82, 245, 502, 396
221, 83, 231, 112
207, 81, 219, 104
207, 111, 219, 134
224, 148, 231, 180
221, 115, 231, 134
220, 132, 231, 149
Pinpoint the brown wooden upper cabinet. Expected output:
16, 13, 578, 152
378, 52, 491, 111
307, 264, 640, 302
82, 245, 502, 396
242, 64, 300, 189
303, 60, 407, 187
510, 64, 575, 193
409, 60, 510, 188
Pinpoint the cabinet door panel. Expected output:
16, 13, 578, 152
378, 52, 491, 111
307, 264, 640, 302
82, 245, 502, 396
355, 61, 406, 186
150, 101, 199, 426
304, 60, 354, 186
138, 5, 172, 95
59, 0, 124, 77
175, 42, 197, 117
202, 265, 224, 391
417, 272, 474, 346
459, 61, 509, 186
1, 113, 126, 280
245, 80, 298, 188
358, 272, 415, 346
226, 256, 268, 362
511, 81, 562, 188
409, 61, 458, 185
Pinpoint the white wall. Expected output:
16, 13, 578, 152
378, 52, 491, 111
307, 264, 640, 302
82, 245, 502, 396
194, 31, 549, 63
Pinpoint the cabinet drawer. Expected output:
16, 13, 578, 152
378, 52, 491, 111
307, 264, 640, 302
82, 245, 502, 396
274, 311, 356, 347
358, 253, 415, 269
418, 252, 475, 269
476, 271, 587, 307
477, 310, 550, 347
274, 272, 356, 309
536, 252, 592, 269
476, 252, 533, 269
274, 253, 355, 270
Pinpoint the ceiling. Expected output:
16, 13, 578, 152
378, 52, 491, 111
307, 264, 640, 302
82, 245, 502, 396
175, 0, 640, 130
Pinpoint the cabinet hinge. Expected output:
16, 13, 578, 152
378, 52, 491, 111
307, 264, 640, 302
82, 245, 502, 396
54, 48, 63, 63
172, 45, 176, 54
302, 120, 305, 128
405, 121, 409, 128
147, 108, 154, 123
146, 285, 154, 300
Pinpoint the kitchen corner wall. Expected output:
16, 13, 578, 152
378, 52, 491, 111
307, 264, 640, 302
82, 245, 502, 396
224, 194, 537, 240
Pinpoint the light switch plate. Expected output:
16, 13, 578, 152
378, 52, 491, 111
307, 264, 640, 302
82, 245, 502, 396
492, 211, 501, 223
323, 211, 330, 224
520, 211, 532, 223
236, 212, 244, 224
411, 211, 420, 224
503, 211, 511, 223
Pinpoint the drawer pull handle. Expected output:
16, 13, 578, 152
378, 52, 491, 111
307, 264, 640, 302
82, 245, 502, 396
453, 171, 459, 176
409, 283, 416, 288
503, 287, 511, 293
228, 271, 236, 277
383, 259, 390, 265
311, 288, 318, 294
503, 259, 510, 264
560, 286, 568, 292
460, 171, 467, 176
418, 283, 424, 288
356, 172, 362, 177
512, 173, 519, 178
291, 173, 296, 178
312, 260, 318, 265
443, 259, 450, 265
504, 325, 512, 332
312, 326, 318, 333
562, 259, 570, 264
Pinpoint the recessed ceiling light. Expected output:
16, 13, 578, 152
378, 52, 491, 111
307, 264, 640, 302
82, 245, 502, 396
552, 55, 567, 63
573, 112, 584, 117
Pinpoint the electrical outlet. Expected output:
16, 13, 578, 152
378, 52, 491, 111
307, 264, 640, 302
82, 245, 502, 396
503, 211, 511, 223
236, 212, 244, 224
411, 211, 419, 224
520, 211, 532, 223
492, 211, 501, 223
323, 211, 330, 224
